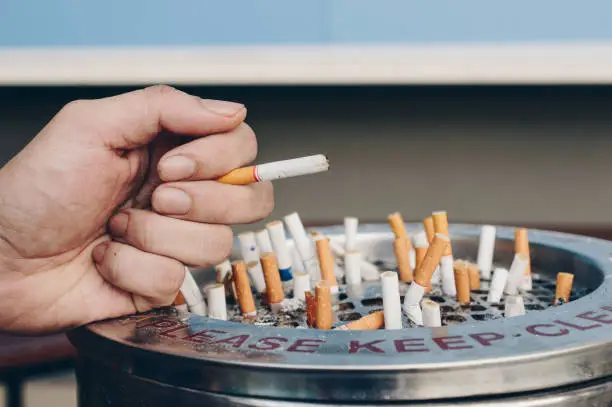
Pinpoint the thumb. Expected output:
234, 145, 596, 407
60, 85, 246, 149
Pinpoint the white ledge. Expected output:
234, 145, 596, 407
1, 42, 612, 85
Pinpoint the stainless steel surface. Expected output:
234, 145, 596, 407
69, 223, 612, 404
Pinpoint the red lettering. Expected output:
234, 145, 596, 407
469, 332, 504, 346
432, 336, 473, 351
577, 311, 612, 325
183, 329, 227, 343
394, 338, 429, 352
214, 335, 250, 348
248, 337, 288, 351
554, 319, 600, 331
349, 340, 385, 354
287, 339, 325, 353
159, 324, 187, 338
526, 324, 569, 337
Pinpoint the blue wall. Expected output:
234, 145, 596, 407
1, 0, 611, 46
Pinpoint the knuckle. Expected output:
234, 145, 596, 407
259, 182, 275, 216
58, 99, 91, 117
144, 84, 177, 99
103, 244, 125, 284
239, 123, 258, 162
155, 262, 184, 296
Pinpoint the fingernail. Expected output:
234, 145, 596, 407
200, 99, 245, 117
154, 187, 191, 215
92, 243, 108, 264
109, 212, 129, 237
159, 155, 196, 181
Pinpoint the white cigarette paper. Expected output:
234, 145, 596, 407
404, 304, 423, 326
488, 268, 509, 304
381, 271, 403, 330
344, 217, 358, 251
403, 281, 426, 309
413, 231, 428, 248
238, 232, 266, 293
214, 260, 232, 282
207, 284, 228, 320
292, 272, 311, 301
422, 300, 442, 327
181, 267, 207, 315
266, 221, 294, 281
344, 250, 362, 285
440, 255, 456, 296
505, 253, 529, 295
328, 239, 380, 281
477, 225, 496, 280
255, 154, 329, 182
284, 212, 320, 277
255, 229, 274, 253
505, 295, 526, 317
409, 249, 416, 270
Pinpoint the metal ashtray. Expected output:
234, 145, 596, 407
68, 223, 612, 406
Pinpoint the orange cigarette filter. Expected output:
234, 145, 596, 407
387, 212, 408, 240
554, 272, 574, 305
453, 260, 471, 305
393, 237, 414, 283
315, 282, 333, 330
173, 291, 186, 306
338, 310, 384, 331
423, 217, 435, 243
432, 211, 452, 256
414, 245, 431, 292
305, 291, 317, 327
414, 234, 450, 287
232, 260, 256, 316
467, 262, 481, 290
216, 167, 257, 185
261, 252, 285, 305
315, 236, 338, 287
515, 228, 532, 277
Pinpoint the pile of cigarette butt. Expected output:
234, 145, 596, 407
175, 211, 576, 331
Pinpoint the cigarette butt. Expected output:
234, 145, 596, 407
515, 228, 531, 277
261, 252, 285, 307
422, 300, 442, 327
315, 236, 339, 291
505, 295, 525, 317
305, 291, 317, 327
387, 212, 408, 240
206, 283, 228, 320
216, 154, 329, 185
413, 232, 430, 291
423, 217, 435, 243
381, 271, 403, 329
292, 272, 311, 301
414, 234, 449, 288
336, 311, 384, 331
315, 282, 333, 329
215, 260, 232, 283
232, 260, 256, 316
173, 291, 186, 306
467, 262, 481, 290
432, 211, 452, 256
344, 216, 359, 251
453, 260, 471, 305
393, 238, 414, 283
555, 272, 574, 305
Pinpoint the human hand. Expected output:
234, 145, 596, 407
0, 85, 274, 334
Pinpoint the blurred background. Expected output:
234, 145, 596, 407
2, 1, 612, 406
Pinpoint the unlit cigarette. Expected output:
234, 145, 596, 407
344, 217, 359, 251
388, 212, 408, 239
440, 255, 456, 296
215, 260, 232, 284
414, 234, 449, 288
453, 260, 471, 305
515, 228, 532, 290
505, 295, 525, 317
505, 253, 530, 295
477, 225, 496, 280
292, 272, 311, 301
381, 271, 403, 330
315, 282, 333, 329
467, 262, 481, 290
261, 252, 285, 312
266, 221, 293, 282
432, 211, 452, 256
314, 235, 339, 293
422, 300, 442, 327
284, 212, 320, 277
423, 217, 435, 243
238, 232, 266, 293
336, 311, 384, 331
555, 272, 574, 305
487, 268, 508, 304
232, 261, 256, 316
206, 284, 228, 320
216, 154, 329, 184
255, 229, 274, 254
393, 237, 414, 283
180, 267, 207, 316
344, 250, 362, 285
